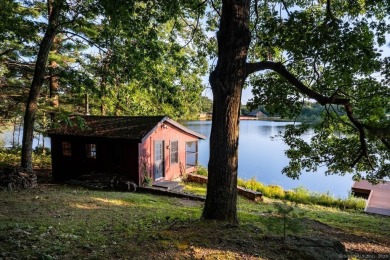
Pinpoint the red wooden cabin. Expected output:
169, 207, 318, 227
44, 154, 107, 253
48, 116, 206, 186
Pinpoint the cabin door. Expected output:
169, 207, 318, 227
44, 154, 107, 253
154, 141, 164, 180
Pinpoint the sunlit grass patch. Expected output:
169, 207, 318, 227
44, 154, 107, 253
183, 182, 207, 196
90, 197, 133, 206
0, 183, 388, 259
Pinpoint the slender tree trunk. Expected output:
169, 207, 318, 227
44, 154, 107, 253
85, 93, 90, 115
21, 0, 63, 172
49, 43, 60, 122
100, 84, 106, 116
12, 119, 16, 147
18, 120, 22, 146
99, 51, 111, 116
202, 0, 251, 224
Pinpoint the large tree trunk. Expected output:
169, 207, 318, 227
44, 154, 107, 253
21, 0, 63, 172
202, 0, 251, 224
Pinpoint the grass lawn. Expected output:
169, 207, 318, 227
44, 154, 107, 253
0, 182, 389, 259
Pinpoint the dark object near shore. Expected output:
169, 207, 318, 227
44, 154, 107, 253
110, 175, 137, 191
66, 173, 137, 192
0, 167, 38, 190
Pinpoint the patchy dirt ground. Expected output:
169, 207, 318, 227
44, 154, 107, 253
0, 172, 389, 259
305, 218, 390, 257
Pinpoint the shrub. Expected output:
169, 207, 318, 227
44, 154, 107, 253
196, 165, 208, 176
238, 177, 265, 192
315, 193, 336, 207
285, 186, 310, 204
263, 185, 285, 199
237, 177, 366, 211
0, 147, 51, 169
33, 146, 51, 155
343, 195, 366, 210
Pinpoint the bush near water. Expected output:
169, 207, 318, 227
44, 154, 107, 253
0, 146, 51, 169
196, 166, 366, 211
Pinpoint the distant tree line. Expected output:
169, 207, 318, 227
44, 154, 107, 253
245, 102, 346, 124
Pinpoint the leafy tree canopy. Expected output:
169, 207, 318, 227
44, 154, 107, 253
0, 0, 209, 124
244, 1, 390, 181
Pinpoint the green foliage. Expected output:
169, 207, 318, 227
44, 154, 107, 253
273, 201, 296, 239
199, 96, 213, 113
190, 169, 364, 210
246, 1, 390, 180
0, 165, 386, 259
78, 0, 209, 119
142, 175, 152, 187
238, 177, 366, 210
240, 104, 250, 115
0, 147, 51, 169
1, 184, 387, 259
195, 165, 208, 177
0, 0, 40, 120
1, 1, 210, 168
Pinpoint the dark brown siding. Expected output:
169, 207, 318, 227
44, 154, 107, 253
50, 136, 139, 182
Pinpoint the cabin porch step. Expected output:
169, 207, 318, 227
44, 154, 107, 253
152, 181, 183, 191
170, 185, 184, 192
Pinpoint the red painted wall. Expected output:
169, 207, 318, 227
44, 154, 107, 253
138, 121, 199, 184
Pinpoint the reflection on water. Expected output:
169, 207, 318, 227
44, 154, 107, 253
183, 120, 354, 198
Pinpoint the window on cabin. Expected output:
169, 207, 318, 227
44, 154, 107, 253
185, 141, 198, 168
86, 144, 96, 158
62, 142, 71, 156
170, 141, 178, 164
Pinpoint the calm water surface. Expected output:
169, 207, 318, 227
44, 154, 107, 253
183, 120, 354, 198
1, 121, 354, 198
0, 127, 49, 149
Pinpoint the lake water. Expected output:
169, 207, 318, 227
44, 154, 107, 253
0, 127, 50, 149
182, 120, 354, 198
1, 121, 354, 198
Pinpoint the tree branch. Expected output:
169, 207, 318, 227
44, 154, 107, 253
210, 0, 221, 17
280, 0, 291, 16
178, 0, 206, 49
251, 0, 259, 34
3, 59, 35, 70
325, 0, 338, 22
246, 61, 349, 105
0, 49, 16, 57
246, 60, 390, 167
344, 102, 372, 167
59, 30, 107, 53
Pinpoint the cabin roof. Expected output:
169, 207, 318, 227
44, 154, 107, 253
48, 115, 206, 142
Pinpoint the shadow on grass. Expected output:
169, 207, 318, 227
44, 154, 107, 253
0, 184, 388, 259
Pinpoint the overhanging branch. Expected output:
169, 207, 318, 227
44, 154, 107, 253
59, 30, 107, 53
246, 61, 349, 105
246, 60, 390, 166
0, 49, 16, 57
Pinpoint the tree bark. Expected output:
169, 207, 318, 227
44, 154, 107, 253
202, 0, 251, 224
49, 35, 60, 121
21, 0, 63, 172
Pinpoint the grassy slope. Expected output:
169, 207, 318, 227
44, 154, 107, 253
0, 183, 389, 259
